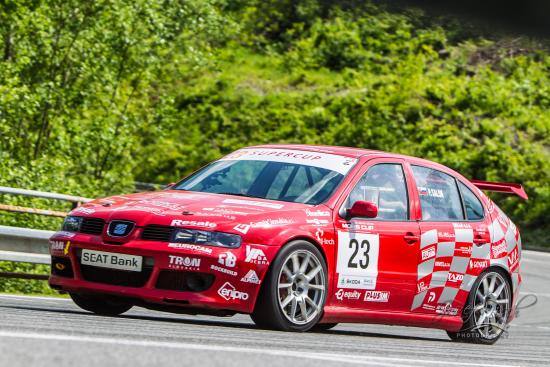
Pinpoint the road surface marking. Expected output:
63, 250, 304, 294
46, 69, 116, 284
0, 330, 522, 367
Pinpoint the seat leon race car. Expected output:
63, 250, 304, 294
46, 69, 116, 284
48, 145, 527, 344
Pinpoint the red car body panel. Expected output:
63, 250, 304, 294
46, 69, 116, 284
49, 145, 524, 331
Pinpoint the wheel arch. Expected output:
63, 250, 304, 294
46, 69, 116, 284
252, 236, 328, 313
486, 264, 513, 293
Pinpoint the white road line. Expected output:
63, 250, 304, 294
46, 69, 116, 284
0, 330, 522, 367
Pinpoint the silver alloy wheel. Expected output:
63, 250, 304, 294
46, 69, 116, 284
472, 272, 510, 339
277, 249, 326, 325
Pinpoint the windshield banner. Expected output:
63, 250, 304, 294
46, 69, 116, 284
221, 148, 357, 175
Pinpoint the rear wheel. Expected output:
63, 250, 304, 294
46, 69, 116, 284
70, 293, 133, 316
251, 240, 327, 331
447, 269, 511, 344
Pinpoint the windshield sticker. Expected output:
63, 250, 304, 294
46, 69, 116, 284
221, 148, 357, 175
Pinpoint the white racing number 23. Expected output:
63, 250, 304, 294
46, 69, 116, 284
336, 231, 379, 289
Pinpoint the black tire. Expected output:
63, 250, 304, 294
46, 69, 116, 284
70, 293, 133, 316
311, 322, 338, 332
447, 268, 512, 344
251, 240, 327, 332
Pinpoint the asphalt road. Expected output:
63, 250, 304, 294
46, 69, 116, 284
0, 250, 548, 367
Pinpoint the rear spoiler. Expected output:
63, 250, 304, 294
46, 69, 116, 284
470, 180, 528, 200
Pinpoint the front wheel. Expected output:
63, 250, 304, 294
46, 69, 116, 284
70, 293, 133, 316
251, 240, 327, 331
447, 268, 511, 344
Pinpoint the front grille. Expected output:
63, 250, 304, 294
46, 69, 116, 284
155, 270, 214, 292
80, 264, 153, 287
80, 217, 105, 235
142, 225, 174, 242
51, 257, 74, 278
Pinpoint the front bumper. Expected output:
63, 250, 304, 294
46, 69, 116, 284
48, 232, 272, 314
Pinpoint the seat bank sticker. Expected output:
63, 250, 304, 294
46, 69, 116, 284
221, 148, 357, 175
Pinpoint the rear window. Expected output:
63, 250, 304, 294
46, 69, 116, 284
458, 181, 484, 220
411, 165, 464, 221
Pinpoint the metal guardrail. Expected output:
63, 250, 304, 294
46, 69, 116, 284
0, 187, 92, 280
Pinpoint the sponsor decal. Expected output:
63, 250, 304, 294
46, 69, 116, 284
364, 291, 390, 302
137, 199, 186, 211
427, 291, 437, 303
338, 275, 376, 290
168, 255, 201, 270
335, 289, 361, 301
245, 245, 269, 265
167, 243, 213, 254
436, 304, 459, 316
218, 252, 237, 267
434, 261, 451, 268
456, 245, 472, 256
251, 218, 295, 227
417, 281, 429, 293
418, 187, 444, 198
508, 247, 519, 269
49, 240, 65, 252
64, 240, 71, 255
222, 198, 284, 210
492, 242, 506, 258
437, 231, 454, 240
81, 250, 141, 271
452, 222, 472, 229
241, 270, 261, 284
210, 264, 237, 276
306, 218, 329, 226
422, 304, 436, 311
305, 209, 330, 217
171, 219, 216, 228
115, 205, 166, 216
218, 282, 249, 301
469, 259, 489, 269
341, 223, 374, 231
73, 206, 95, 215
233, 224, 251, 234
421, 246, 436, 261
447, 272, 464, 283
315, 228, 335, 245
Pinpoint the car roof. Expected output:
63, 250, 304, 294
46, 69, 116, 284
248, 144, 381, 158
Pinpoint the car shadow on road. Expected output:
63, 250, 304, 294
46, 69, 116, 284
0, 303, 449, 343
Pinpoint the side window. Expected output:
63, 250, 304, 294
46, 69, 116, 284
411, 166, 464, 221
345, 164, 408, 220
458, 181, 484, 220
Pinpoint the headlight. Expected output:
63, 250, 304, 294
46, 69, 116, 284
172, 229, 241, 248
62, 216, 83, 232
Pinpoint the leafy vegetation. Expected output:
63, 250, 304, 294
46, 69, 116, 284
1, 0, 549, 272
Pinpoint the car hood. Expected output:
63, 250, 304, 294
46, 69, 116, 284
70, 190, 316, 233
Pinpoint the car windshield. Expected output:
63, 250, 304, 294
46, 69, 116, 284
174, 149, 357, 205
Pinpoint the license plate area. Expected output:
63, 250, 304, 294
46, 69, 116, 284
81, 249, 142, 272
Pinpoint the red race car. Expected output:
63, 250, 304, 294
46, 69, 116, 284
48, 145, 527, 344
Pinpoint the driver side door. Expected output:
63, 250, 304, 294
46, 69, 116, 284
332, 159, 421, 311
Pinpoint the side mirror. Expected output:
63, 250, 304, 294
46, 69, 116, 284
347, 200, 378, 219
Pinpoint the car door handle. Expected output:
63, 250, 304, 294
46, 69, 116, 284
404, 233, 419, 244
